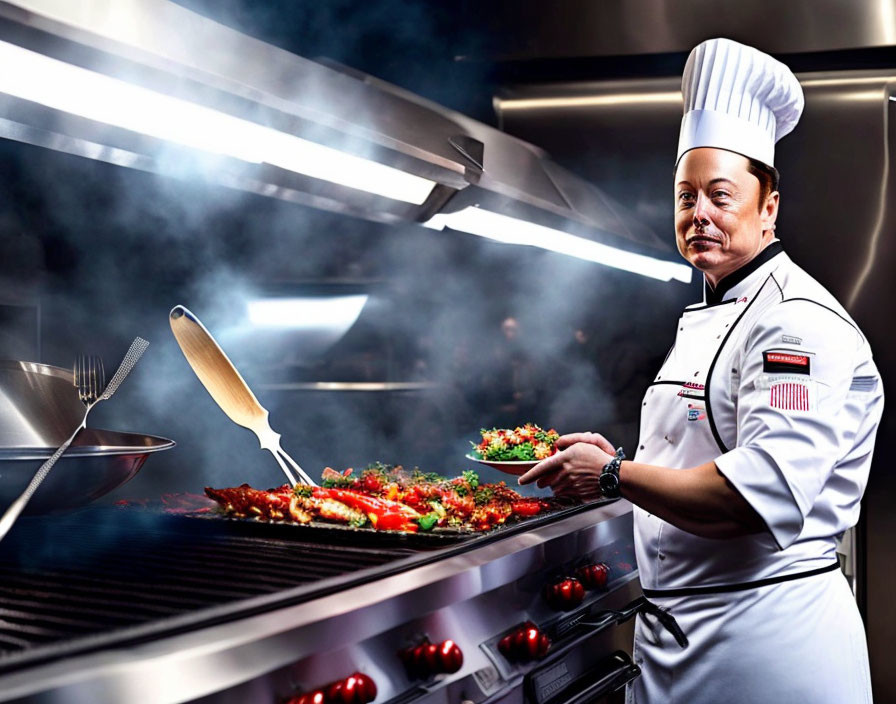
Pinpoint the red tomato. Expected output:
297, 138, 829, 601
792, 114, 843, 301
361, 474, 383, 493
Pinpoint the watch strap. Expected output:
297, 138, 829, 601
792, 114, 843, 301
600, 447, 626, 498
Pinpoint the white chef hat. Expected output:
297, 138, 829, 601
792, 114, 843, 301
677, 38, 804, 168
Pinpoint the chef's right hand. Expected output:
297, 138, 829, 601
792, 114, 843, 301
517, 441, 609, 501
556, 432, 615, 455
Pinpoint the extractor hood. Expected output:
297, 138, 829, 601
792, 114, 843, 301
0, 0, 691, 282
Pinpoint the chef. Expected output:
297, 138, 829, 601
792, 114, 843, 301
519, 38, 883, 703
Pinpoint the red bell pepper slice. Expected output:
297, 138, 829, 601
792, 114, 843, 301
511, 500, 543, 517
314, 488, 420, 518
313, 488, 420, 532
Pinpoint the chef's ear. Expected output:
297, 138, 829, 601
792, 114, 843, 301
760, 190, 779, 235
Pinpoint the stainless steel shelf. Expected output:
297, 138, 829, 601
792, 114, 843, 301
257, 381, 442, 392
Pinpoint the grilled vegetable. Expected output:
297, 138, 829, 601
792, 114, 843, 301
205, 464, 559, 534
511, 500, 543, 517
313, 487, 420, 532
291, 494, 367, 527
314, 487, 421, 519
416, 512, 440, 532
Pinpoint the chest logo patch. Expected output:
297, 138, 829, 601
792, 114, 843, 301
677, 381, 705, 397
687, 403, 706, 421
763, 351, 810, 375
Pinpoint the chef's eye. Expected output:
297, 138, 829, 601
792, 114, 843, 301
678, 192, 695, 204
712, 190, 730, 199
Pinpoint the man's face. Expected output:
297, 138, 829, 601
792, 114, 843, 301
674, 148, 778, 286
501, 318, 519, 340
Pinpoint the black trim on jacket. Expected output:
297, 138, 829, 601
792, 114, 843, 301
703, 241, 784, 305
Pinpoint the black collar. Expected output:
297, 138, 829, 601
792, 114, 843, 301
704, 241, 784, 305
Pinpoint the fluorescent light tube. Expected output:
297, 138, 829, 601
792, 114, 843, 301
247, 295, 369, 329
424, 207, 693, 283
0, 41, 435, 204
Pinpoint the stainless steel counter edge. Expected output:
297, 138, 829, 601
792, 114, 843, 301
0, 500, 634, 704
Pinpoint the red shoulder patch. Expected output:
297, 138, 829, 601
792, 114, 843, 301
763, 351, 810, 375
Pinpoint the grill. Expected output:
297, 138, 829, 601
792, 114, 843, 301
0, 500, 639, 704
0, 509, 430, 671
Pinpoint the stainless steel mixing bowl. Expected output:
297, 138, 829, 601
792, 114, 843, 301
0, 428, 175, 514
0, 361, 85, 448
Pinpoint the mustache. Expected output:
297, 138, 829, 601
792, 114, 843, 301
686, 233, 723, 244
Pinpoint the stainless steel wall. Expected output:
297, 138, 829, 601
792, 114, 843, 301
465, 0, 896, 60
496, 71, 896, 699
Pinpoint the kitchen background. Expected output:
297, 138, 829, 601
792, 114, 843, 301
0, 0, 697, 493
1, 0, 895, 698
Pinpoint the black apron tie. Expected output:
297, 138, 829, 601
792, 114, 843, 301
642, 561, 840, 599
640, 598, 689, 649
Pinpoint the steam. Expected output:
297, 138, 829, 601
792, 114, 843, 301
0, 1, 693, 503
3, 128, 682, 500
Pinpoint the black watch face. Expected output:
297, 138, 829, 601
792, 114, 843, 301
600, 472, 620, 493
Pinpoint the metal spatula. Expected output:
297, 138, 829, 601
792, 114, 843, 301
169, 305, 315, 487
0, 338, 150, 541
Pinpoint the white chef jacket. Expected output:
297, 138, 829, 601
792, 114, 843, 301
628, 242, 882, 703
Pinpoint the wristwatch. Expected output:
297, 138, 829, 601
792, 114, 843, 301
599, 447, 626, 498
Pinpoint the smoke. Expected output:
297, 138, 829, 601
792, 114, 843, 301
11, 125, 670, 500
0, 0, 695, 507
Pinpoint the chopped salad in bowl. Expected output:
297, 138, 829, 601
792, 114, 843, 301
466, 423, 560, 475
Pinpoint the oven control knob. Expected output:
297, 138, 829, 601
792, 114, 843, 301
399, 638, 464, 678
438, 639, 463, 673
328, 673, 377, 704
285, 690, 325, 704
497, 621, 551, 662
287, 674, 376, 704
544, 577, 585, 610
575, 562, 609, 590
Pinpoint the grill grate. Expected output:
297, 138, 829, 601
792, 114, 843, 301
0, 508, 430, 667
0, 499, 604, 675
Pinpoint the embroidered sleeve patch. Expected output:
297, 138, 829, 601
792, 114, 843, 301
770, 380, 811, 411
849, 376, 879, 392
763, 351, 811, 375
